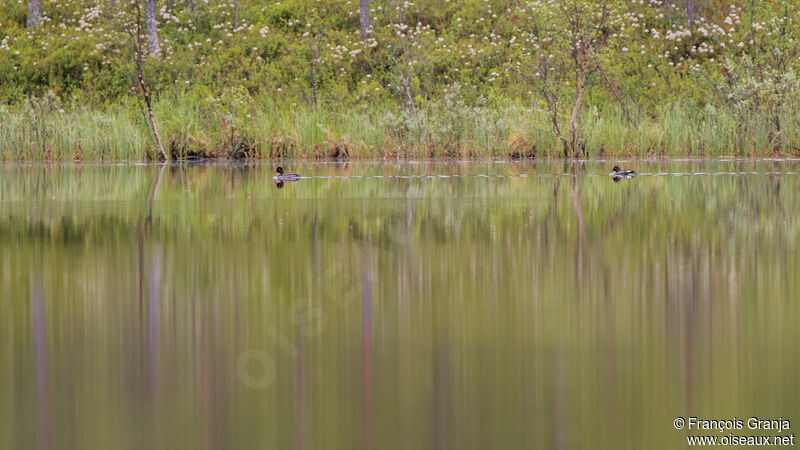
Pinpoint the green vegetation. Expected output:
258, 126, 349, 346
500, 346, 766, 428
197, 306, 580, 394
1, 0, 799, 160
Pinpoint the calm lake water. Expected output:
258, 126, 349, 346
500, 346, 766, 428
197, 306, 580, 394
2, 159, 799, 449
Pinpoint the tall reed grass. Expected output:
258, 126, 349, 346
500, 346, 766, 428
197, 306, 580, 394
1, 95, 798, 161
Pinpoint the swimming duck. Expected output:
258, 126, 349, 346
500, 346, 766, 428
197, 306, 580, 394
274, 166, 302, 181
610, 165, 638, 179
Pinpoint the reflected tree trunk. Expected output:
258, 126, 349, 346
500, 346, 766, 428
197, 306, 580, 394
570, 176, 589, 280
30, 280, 51, 450
139, 164, 165, 342
138, 164, 165, 400
552, 346, 565, 450
139, 164, 165, 292
297, 320, 307, 450
685, 262, 697, 411
361, 259, 373, 450
146, 244, 161, 394
433, 302, 450, 450
146, 163, 166, 232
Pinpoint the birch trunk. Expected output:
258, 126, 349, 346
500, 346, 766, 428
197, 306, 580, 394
569, 71, 586, 157
27, 0, 42, 29
137, 55, 167, 160
359, 0, 370, 41
145, 0, 161, 59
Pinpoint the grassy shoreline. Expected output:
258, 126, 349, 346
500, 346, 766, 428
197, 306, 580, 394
3, 0, 799, 162
2, 94, 800, 161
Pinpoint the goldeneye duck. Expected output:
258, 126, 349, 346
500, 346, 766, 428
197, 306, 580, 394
610, 165, 638, 178
274, 166, 302, 181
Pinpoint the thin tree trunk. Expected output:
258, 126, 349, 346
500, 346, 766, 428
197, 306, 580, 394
137, 58, 167, 160
145, 0, 161, 60
400, 36, 416, 117
687, 0, 695, 28
597, 64, 637, 129
136, 65, 169, 160
189, 0, 195, 13
749, 0, 757, 52
664, 0, 671, 22
134, 1, 168, 160
233, 0, 238, 29
569, 70, 586, 158
309, 42, 318, 107
393, 51, 416, 118
390, 35, 420, 151
359, 0, 370, 41
27, 0, 42, 29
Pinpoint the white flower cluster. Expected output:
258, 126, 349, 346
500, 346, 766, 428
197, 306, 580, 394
77, 5, 103, 30
664, 28, 691, 41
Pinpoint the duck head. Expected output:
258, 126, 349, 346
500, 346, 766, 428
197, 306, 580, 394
275, 166, 285, 175
612, 165, 621, 173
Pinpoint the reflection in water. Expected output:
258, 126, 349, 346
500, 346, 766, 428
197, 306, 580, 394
275, 176, 303, 189
361, 258, 372, 450
570, 175, 589, 283
553, 345, 564, 450
433, 281, 449, 450
30, 281, 50, 450
1, 160, 800, 450
298, 311, 307, 450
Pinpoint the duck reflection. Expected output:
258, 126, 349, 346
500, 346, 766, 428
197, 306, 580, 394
275, 178, 303, 189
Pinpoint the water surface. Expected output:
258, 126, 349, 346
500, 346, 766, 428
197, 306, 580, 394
2, 159, 799, 449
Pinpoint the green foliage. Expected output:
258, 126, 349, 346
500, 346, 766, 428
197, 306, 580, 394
0, 0, 799, 159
